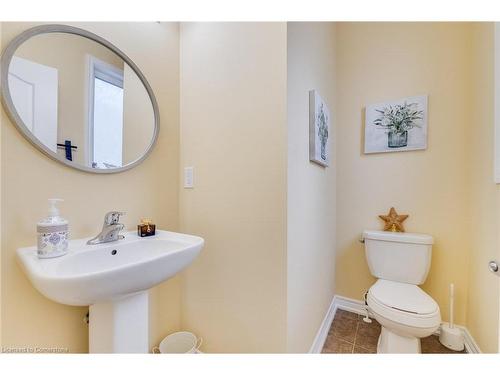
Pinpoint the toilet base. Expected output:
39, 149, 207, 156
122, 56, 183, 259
377, 326, 421, 353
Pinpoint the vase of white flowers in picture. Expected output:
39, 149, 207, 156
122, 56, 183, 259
317, 103, 329, 160
373, 102, 424, 148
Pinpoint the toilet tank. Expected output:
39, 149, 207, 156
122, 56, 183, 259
363, 230, 434, 285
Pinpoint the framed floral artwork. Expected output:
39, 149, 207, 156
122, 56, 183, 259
364, 95, 428, 154
309, 90, 330, 167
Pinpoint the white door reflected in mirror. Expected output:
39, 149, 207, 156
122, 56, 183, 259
8, 56, 58, 152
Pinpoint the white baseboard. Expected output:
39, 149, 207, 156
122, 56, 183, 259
309, 294, 481, 354
462, 327, 481, 354
332, 295, 372, 317
308, 296, 337, 353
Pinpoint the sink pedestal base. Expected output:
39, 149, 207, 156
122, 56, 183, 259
89, 291, 149, 353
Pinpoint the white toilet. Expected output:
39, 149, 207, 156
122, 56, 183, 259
363, 230, 441, 354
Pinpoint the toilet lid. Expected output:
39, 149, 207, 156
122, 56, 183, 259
369, 279, 438, 315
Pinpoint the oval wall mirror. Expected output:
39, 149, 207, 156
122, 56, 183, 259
0, 24, 160, 173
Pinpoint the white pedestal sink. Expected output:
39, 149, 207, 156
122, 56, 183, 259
17, 230, 204, 353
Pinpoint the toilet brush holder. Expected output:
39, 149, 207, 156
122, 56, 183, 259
439, 324, 464, 351
439, 283, 464, 351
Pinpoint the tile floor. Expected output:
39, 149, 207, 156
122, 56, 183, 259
321, 309, 466, 354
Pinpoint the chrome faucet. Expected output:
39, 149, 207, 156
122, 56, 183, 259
87, 211, 126, 245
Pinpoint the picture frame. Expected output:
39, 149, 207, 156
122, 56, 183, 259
309, 90, 330, 167
364, 95, 428, 154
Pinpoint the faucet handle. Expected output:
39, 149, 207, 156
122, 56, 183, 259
104, 211, 126, 225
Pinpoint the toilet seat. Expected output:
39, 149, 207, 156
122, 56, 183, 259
367, 279, 441, 329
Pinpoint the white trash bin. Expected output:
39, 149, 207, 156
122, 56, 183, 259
154, 331, 203, 354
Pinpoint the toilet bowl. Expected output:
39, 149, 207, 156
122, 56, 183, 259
362, 230, 441, 353
367, 279, 441, 353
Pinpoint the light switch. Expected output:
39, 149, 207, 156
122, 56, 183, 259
184, 167, 194, 188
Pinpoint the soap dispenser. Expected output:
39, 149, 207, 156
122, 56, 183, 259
37, 198, 69, 259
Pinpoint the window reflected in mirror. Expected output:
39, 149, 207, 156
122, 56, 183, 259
89, 57, 124, 168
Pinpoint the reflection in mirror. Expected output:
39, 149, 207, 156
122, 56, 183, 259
90, 56, 124, 168
5, 30, 156, 171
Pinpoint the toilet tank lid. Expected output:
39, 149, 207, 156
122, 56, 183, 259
363, 230, 433, 245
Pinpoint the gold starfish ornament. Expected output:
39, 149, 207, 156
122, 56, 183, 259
379, 207, 408, 232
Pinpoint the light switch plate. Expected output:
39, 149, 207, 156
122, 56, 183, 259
184, 167, 194, 188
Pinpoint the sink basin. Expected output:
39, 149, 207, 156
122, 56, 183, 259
17, 229, 204, 353
17, 230, 203, 306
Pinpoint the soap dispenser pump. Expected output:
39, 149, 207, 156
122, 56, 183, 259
37, 198, 69, 259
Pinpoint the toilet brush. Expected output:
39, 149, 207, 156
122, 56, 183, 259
439, 283, 464, 351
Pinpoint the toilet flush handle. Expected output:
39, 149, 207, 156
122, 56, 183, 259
488, 260, 499, 274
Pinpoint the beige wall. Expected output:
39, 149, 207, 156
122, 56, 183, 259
286, 22, 336, 352
2, 21, 498, 355
335, 23, 473, 326
1, 22, 180, 352
466, 23, 499, 353
179, 22, 288, 353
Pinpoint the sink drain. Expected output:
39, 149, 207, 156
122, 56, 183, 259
111, 250, 117, 255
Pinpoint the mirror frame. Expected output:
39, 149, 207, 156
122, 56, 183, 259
0, 24, 160, 174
